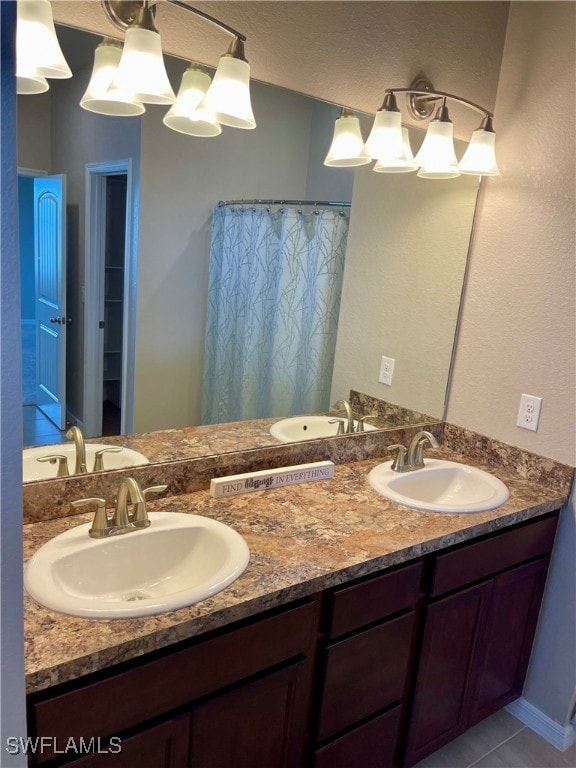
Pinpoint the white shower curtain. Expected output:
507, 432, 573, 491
201, 205, 349, 424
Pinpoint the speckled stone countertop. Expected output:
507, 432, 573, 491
23, 444, 572, 695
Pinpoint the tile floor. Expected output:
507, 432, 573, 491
23, 405, 66, 447
413, 710, 575, 768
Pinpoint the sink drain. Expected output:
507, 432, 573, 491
123, 591, 151, 602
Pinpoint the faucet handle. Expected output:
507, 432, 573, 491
356, 414, 378, 433
130, 484, 168, 524
71, 497, 108, 537
36, 454, 70, 477
92, 447, 123, 472
387, 444, 408, 472
328, 418, 346, 435
143, 485, 168, 497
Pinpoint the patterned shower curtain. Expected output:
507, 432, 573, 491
201, 204, 349, 424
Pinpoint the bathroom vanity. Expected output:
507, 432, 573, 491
22, 428, 572, 768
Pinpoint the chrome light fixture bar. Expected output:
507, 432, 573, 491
325, 76, 499, 178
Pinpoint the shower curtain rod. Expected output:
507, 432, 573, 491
218, 199, 352, 208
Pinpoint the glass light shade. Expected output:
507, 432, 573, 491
163, 68, 221, 137
324, 115, 371, 167
80, 40, 144, 117
16, 0, 72, 79
459, 129, 499, 176
17, 72, 49, 94
415, 120, 460, 179
108, 27, 175, 105
200, 55, 255, 129
364, 109, 404, 162
373, 127, 418, 173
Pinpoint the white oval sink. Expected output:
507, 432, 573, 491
23, 444, 149, 481
270, 415, 377, 443
24, 512, 250, 619
367, 459, 509, 513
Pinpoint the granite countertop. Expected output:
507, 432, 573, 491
23, 448, 570, 696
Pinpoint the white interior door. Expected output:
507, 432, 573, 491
34, 174, 67, 429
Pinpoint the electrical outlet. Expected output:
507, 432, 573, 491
379, 356, 395, 386
516, 394, 543, 432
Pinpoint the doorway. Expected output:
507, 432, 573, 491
19, 169, 69, 447
84, 159, 137, 439
101, 174, 127, 436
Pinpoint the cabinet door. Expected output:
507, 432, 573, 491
467, 557, 550, 725
189, 660, 310, 768
63, 716, 189, 768
403, 581, 492, 766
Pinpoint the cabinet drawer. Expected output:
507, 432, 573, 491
432, 516, 557, 597
318, 612, 415, 740
329, 561, 422, 638
30, 600, 318, 763
315, 708, 401, 768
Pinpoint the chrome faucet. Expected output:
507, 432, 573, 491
65, 426, 87, 474
388, 430, 440, 472
332, 399, 354, 434
72, 479, 167, 538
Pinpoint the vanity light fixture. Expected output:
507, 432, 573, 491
326, 77, 499, 178
80, 38, 145, 117
414, 98, 460, 179
107, 1, 175, 105
102, 0, 256, 130
17, 0, 256, 135
323, 108, 371, 167
16, 0, 71, 94
163, 65, 222, 136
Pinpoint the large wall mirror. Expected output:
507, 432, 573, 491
18, 21, 480, 483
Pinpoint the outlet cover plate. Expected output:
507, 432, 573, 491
379, 356, 395, 386
516, 393, 543, 432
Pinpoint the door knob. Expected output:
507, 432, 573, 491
49, 317, 71, 324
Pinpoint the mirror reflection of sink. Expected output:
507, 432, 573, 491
367, 459, 509, 513
24, 511, 250, 619
22, 444, 149, 481
270, 415, 377, 443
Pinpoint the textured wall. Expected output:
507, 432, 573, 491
446, 2, 575, 729
446, 2, 575, 466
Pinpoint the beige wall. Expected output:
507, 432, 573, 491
331, 137, 479, 417
446, 2, 576, 729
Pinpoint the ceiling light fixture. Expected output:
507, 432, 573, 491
325, 76, 499, 178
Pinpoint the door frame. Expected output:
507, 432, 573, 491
84, 159, 138, 437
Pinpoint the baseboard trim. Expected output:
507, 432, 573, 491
506, 697, 576, 752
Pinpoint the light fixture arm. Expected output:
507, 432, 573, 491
387, 78, 493, 123
166, 0, 246, 42
103, 0, 247, 42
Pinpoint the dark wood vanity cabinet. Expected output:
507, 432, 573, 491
402, 515, 558, 767
27, 599, 319, 768
26, 513, 559, 768
313, 561, 424, 768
